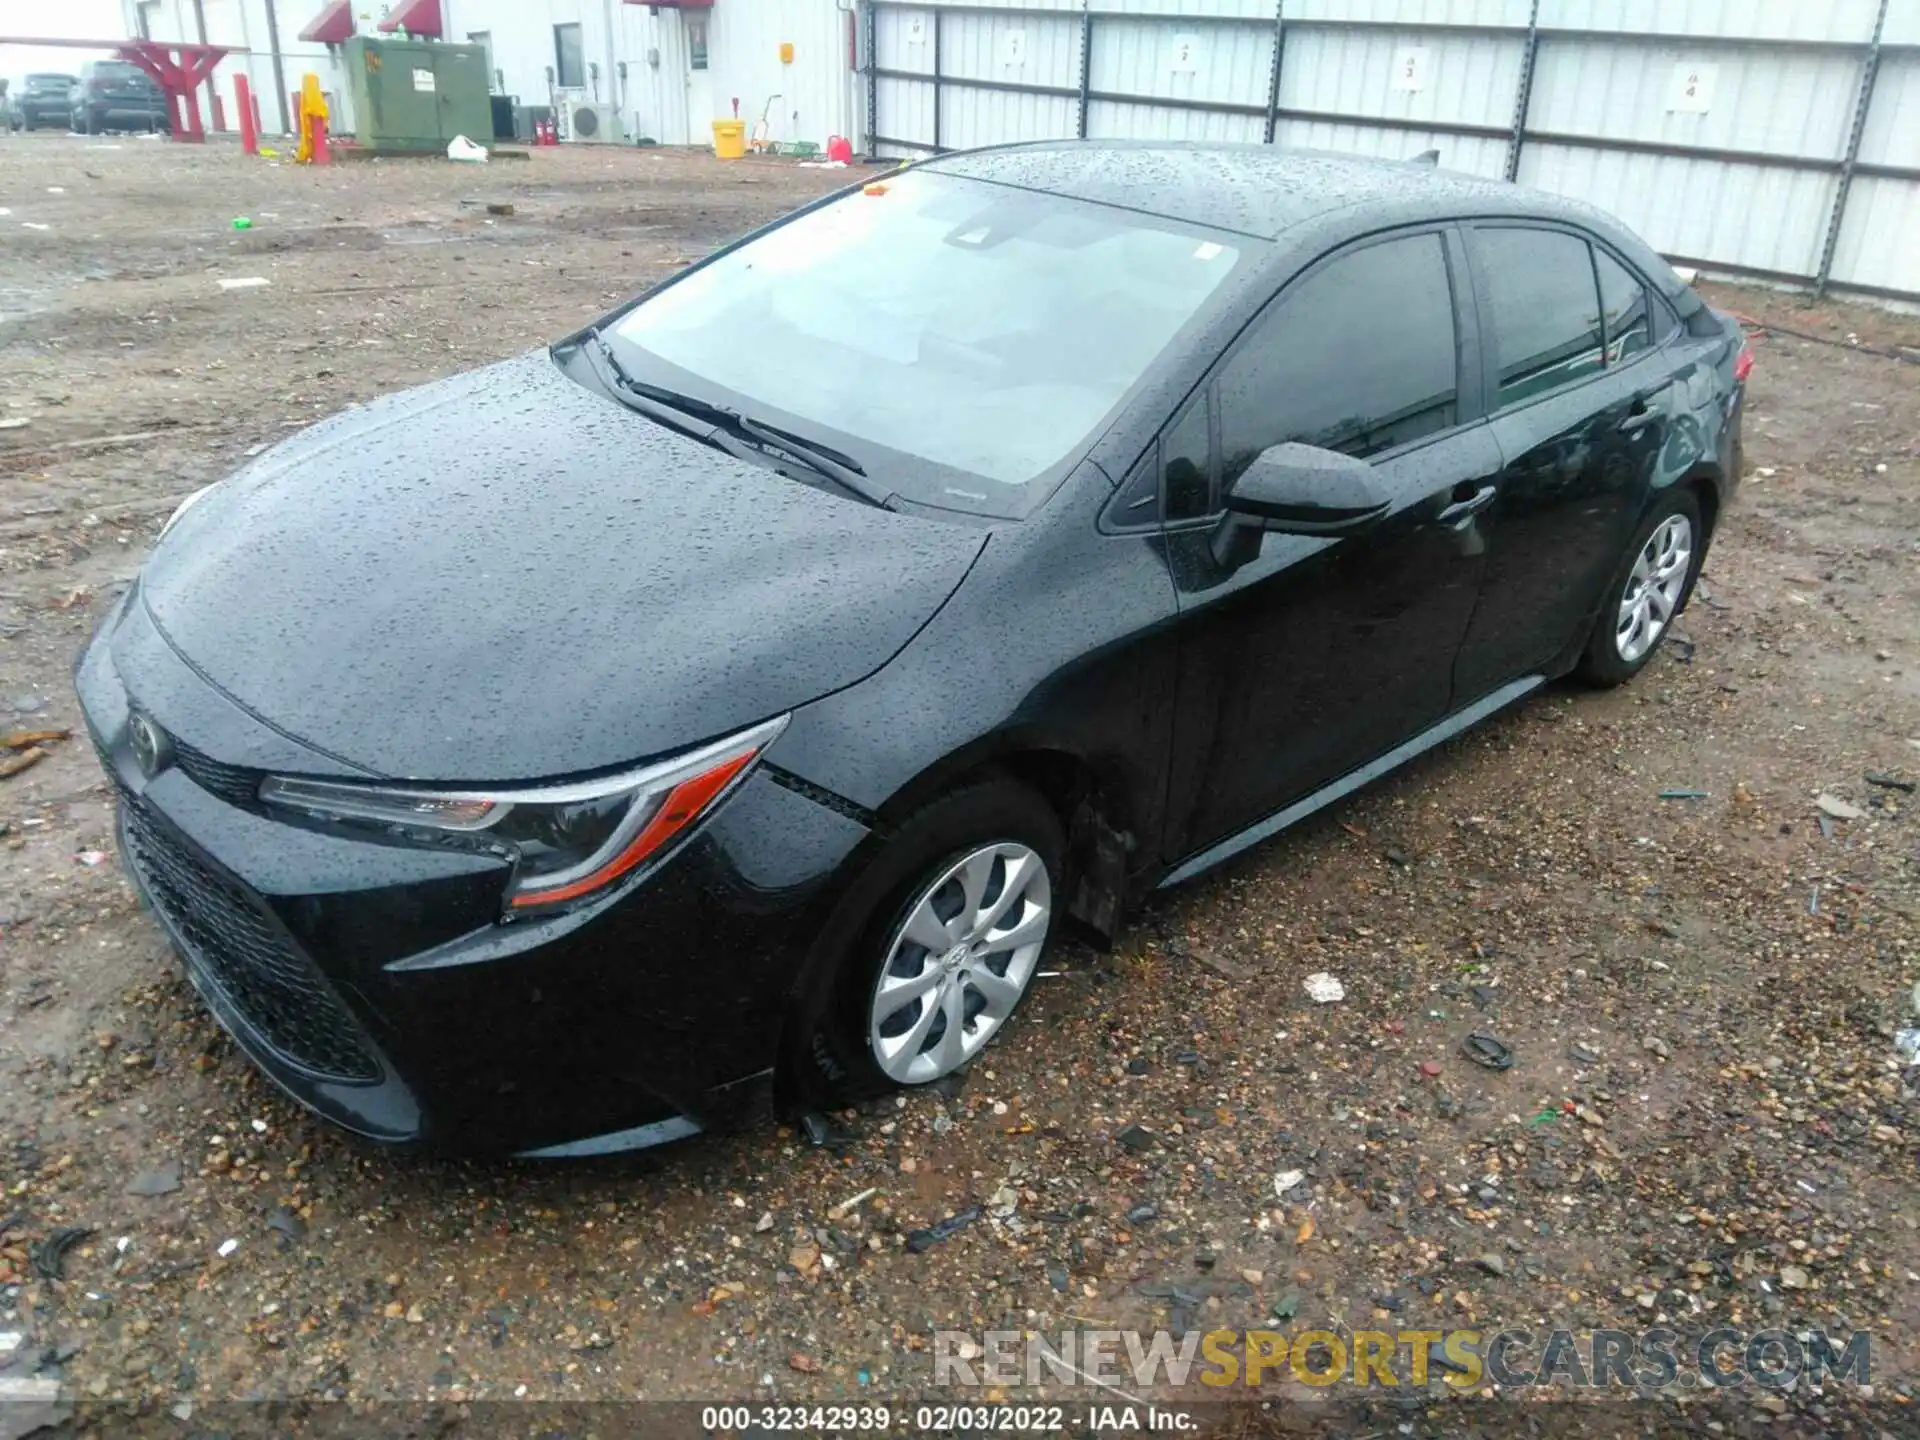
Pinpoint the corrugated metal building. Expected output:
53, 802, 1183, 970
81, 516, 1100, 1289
863, 0, 1920, 302
121, 0, 860, 150
121, 0, 1919, 303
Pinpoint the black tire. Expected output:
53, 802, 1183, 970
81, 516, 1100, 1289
1576, 488, 1705, 687
795, 776, 1065, 1105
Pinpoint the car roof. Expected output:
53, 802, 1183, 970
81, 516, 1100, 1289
925, 140, 1590, 243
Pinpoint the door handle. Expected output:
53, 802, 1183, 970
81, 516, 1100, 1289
1617, 399, 1666, 434
1437, 481, 1497, 527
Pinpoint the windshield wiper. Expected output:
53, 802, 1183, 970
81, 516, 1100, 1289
580, 330, 764, 468
584, 330, 894, 509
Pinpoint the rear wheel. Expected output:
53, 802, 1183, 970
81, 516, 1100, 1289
798, 777, 1063, 1104
1577, 489, 1703, 686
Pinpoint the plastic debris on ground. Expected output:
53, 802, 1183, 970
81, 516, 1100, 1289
1815, 793, 1866, 820
828, 1187, 877, 1221
1302, 972, 1345, 1003
217, 277, 271, 291
1114, 1122, 1156, 1151
1461, 1033, 1515, 1071
447, 135, 489, 163
124, 1159, 182, 1197
29, 1226, 94, 1280
905, 1205, 982, 1254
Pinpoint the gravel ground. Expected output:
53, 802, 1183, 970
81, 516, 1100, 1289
0, 133, 1917, 1438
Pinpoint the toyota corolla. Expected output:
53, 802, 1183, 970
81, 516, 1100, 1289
76, 142, 1747, 1156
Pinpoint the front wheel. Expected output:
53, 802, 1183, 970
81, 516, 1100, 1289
797, 777, 1063, 1104
1577, 490, 1704, 686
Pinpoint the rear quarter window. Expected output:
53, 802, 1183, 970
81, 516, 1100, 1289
1477, 228, 1605, 408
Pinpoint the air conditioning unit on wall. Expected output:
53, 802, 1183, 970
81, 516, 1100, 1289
566, 101, 624, 143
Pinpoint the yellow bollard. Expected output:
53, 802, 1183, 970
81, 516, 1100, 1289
293, 74, 331, 164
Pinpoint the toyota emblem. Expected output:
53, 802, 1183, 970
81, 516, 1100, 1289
128, 711, 171, 778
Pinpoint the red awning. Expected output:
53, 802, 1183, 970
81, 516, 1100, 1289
378, 0, 444, 36
298, 0, 355, 45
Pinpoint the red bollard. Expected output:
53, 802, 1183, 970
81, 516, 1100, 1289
308, 112, 330, 165
235, 74, 258, 155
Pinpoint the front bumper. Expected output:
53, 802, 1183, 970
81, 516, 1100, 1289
77, 590, 871, 1155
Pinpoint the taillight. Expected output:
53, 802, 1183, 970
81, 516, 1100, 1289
1734, 339, 1754, 385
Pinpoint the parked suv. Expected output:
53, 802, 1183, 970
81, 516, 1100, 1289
9, 73, 78, 130
71, 60, 166, 134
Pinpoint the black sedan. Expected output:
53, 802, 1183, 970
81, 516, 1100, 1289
77, 143, 1748, 1156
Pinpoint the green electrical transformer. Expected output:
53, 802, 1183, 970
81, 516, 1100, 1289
342, 36, 491, 153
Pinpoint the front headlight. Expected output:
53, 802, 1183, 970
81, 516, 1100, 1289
259, 715, 788, 914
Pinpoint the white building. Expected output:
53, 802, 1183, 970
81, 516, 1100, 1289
122, 0, 861, 150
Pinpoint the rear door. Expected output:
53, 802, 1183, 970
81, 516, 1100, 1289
1451, 225, 1683, 700
1160, 226, 1503, 859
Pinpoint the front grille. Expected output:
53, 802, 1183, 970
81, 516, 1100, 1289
118, 791, 381, 1083
171, 739, 263, 809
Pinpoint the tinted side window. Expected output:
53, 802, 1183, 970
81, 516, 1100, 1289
1479, 228, 1604, 407
1163, 394, 1212, 522
1216, 233, 1458, 483
1594, 249, 1653, 365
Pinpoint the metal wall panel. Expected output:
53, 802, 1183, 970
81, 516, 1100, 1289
1830, 36, 1920, 296
860, 0, 1918, 300
1886, 0, 1920, 47
939, 7, 1081, 89
1090, 13, 1271, 115
875, 73, 935, 151
1858, 52, 1920, 169
1540, 0, 1879, 45
875, 5, 938, 72
1287, 0, 1531, 24
1525, 35, 1859, 158
1088, 99, 1265, 140
1277, 117, 1509, 175
1518, 143, 1839, 277
1099, 0, 1271, 18
1828, 174, 1920, 294
944, 84, 1078, 146
1278, 23, 1525, 128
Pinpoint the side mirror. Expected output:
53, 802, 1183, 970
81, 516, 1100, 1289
1211, 442, 1389, 567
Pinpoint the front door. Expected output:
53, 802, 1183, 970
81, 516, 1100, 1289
1161, 227, 1500, 860
1451, 225, 1681, 701
684, 12, 713, 137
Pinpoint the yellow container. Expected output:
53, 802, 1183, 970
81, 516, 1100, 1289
711, 119, 747, 160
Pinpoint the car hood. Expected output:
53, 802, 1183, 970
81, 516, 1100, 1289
141, 350, 987, 781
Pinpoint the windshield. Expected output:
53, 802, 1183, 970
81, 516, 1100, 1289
610, 169, 1243, 507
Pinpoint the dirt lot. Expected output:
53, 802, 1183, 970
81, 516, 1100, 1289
1, 133, 1917, 1436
